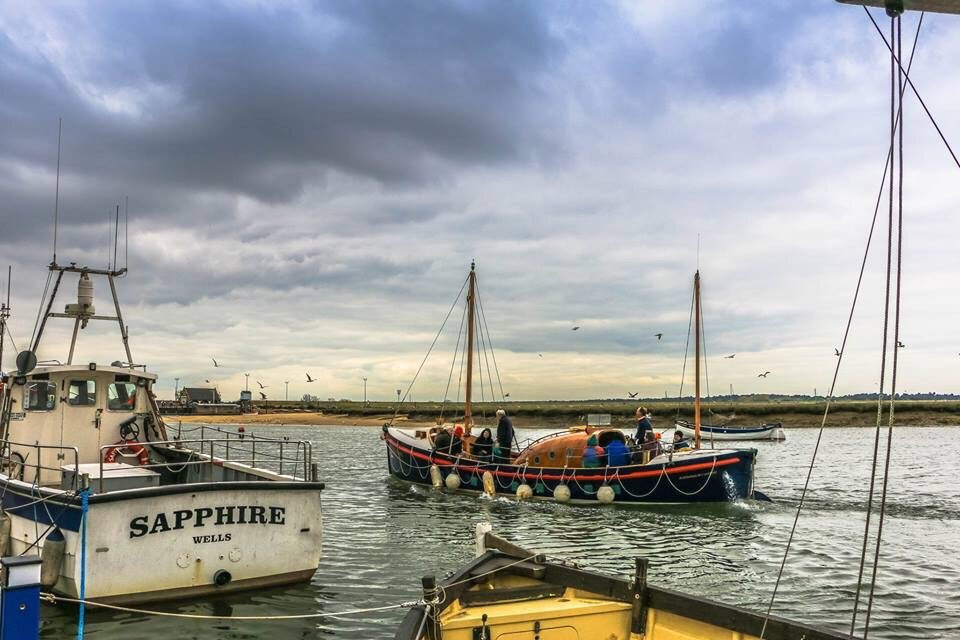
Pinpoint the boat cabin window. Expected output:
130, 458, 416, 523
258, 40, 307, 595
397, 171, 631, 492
597, 431, 625, 448
107, 382, 137, 411
68, 380, 97, 406
24, 381, 57, 411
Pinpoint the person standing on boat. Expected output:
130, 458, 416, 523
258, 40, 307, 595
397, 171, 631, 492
634, 407, 652, 442
495, 409, 514, 462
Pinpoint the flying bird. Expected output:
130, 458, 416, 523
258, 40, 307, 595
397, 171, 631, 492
504, 393, 511, 398
654, 333, 663, 341
538, 353, 543, 357
758, 371, 771, 378
305, 373, 316, 383
628, 392, 639, 398
571, 326, 581, 331
204, 379, 210, 383
897, 341, 905, 348
834, 348, 841, 356
257, 380, 268, 389
259, 392, 267, 400
211, 357, 221, 367
724, 354, 736, 359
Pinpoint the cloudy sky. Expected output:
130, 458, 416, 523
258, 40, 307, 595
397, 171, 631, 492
1, 0, 959, 402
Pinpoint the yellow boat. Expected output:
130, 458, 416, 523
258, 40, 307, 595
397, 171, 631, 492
395, 524, 850, 640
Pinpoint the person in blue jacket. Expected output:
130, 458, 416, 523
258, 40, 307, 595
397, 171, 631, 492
582, 434, 604, 468
605, 437, 631, 466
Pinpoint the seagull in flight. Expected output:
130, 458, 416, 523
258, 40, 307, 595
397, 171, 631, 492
654, 333, 663, 341
758, 371, 771, 378
628, 392, 639, 398
724, 354, 736, 359
204, 379, 211, 383
305, 373, 316, 383
571, 326, 581, 331
504, 393, 511, 398
834, 348, 841, 357
259, 391, 267, 400
896, 340, 905, 348
257, 380, 268, 389
538, 353, 543, 357
211, 357, 221, 368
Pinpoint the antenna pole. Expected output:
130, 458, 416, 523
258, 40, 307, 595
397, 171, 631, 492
53, 118, 62, 265
0, 266, 10, 370
113, 204, 120, 273
464, 261, 476, 434
124, 196, 129, 272
694, 270, 702, 449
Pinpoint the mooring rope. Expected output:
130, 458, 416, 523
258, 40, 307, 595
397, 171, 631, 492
42, 592, 421, 621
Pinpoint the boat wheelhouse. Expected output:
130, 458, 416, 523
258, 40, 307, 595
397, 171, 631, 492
0, 264, 324, 603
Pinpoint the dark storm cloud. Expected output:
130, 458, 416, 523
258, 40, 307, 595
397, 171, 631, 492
0, 0, 563, 234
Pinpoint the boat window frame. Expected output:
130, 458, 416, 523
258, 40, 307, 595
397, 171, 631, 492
67, 379, 98, 407
23, 380, 57, 412
106, 381, 138, 412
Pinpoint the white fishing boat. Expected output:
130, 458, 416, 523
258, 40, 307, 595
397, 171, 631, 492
674, 419, 786, 441
0, 264, 324, 604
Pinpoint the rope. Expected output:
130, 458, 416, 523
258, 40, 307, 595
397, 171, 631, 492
77, 486, 90, 639
757, 13, 924, 638
864, 14, 907, 636
389, 274, 470, 426
660, 456, 717, 497
675, 286, 695, 420
863, 7, 960, 172
29, 269, 54, 350
42, 592, 420, 620
444, 553, 542, 589
475, 283, 507, 401
850, 15, 899, 637
439, 295, 469, 422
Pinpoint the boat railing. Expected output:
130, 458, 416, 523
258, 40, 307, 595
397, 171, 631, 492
0, 439, 81, 490
94, 427, 315, 491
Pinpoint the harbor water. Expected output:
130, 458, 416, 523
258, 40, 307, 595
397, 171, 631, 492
40, 424, 960, 639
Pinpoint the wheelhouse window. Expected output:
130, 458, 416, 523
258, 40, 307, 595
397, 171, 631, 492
68, 380, 97, 406
24, 382, 56, 411
107, 382, 137, 411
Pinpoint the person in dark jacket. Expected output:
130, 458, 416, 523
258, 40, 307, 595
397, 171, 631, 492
605, 437, 631, 467
495, 409, 514, 462
449, 425, 464, 456
672, 430, 690, 451
433, 427, 451, 453
472, 428, 494, 462
634, 406, 653, 442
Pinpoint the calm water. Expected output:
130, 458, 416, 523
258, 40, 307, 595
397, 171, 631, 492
41, 425, 960, 639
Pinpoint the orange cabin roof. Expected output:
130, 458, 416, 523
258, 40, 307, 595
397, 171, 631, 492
514, 428, 627, 468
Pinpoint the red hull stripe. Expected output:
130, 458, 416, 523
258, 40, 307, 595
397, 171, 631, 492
387, 437, 740, 481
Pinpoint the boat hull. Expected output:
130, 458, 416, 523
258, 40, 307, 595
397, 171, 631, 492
383, 428, 757, 504
674, 420, 785, 441
0, 476, 324, 604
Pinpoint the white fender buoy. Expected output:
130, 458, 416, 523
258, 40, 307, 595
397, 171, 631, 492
482, 471, 496, 496
553, 484, 571, 503
516, 483, 533, 500
597, 484, 615, 504
445, 473, 461, 490
429, 464, 443, 489
40, 528, 66, 588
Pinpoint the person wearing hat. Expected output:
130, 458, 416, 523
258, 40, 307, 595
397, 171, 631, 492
495, 409, 514, 462
582, 434, 605, 468
634, 406, 652, 442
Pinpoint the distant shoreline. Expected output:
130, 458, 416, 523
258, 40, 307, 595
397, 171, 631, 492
169, 408, 959, 429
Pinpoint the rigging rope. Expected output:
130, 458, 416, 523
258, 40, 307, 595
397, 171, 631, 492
864, 13, 907, 636
675, 285, 696, 420
759, 12, 924, 639
388, 274, 470, 426
475, 281, 507, 401
440, 297, 469, 422
863, 6, 959, 171
850, 14, 899, 637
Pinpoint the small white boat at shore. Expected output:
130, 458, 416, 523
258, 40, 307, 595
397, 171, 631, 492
674, 419, 785, 441
0, 264, 324, 603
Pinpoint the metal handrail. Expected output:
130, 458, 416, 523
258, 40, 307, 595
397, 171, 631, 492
0, 439, 81, 490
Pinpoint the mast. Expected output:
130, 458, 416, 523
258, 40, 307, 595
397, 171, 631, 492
464, 261, 477, 434
0, 266, 9, 371
694, 270, 702, 449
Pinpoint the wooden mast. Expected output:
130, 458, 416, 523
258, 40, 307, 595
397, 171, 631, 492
694, 270, 702, 449
464, 261, 477, 434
